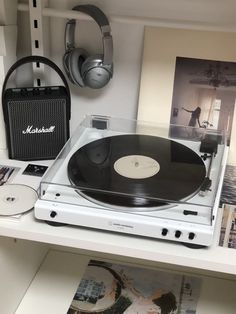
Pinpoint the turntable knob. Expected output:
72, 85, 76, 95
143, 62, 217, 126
50, 210, 57, 218
175, 230, 182, 238
161, 228, 168, 236
188, 232, 195, 240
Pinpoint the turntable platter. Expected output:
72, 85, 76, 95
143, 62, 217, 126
67, 134, 206, 209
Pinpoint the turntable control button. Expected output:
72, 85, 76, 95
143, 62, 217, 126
188, 232, 195, 240
175, 230, 181, 238
50, 211, 57, 218
161, 228, 168, 236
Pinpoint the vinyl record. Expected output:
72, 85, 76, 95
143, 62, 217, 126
0, 184, 38, 215
67, 134, 206, 209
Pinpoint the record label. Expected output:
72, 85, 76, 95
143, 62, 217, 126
68, 134, 206, 209
114, 155, 160, 179
0, 184, 38, 215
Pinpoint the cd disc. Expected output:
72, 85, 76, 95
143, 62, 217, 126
68, 134, 206, 209
0, 184, 38, 215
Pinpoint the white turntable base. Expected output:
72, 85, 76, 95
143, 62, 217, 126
34, 127, 228, 247
36, 198, 215, 246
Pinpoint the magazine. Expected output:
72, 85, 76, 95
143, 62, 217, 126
219, 165, 236, 248
0, 165, 22, 221
68, 260, 202, 314
0, 165, 17, 186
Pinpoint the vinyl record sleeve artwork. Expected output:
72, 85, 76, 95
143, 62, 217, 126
67, 260, 202, 314
137, 26, 236, 165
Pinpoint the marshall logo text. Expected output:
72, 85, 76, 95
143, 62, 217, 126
22, 125, 55, 134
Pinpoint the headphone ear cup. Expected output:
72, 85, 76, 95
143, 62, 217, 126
81, 55, 113, 89
67, 48, 89, 87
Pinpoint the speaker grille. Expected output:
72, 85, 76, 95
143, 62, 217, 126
7, 98, 68, 160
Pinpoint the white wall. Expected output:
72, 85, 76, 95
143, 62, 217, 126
0, 237, 47, 314
7, 0, 236, 153
16, 0, 145, 135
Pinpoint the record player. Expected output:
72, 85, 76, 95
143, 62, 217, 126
34, 115, 228, 247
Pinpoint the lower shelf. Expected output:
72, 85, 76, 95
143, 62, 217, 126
15, 249, 236, 314
15, 250, 90, 314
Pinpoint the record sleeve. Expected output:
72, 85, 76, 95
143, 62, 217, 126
68, 259, 202, 314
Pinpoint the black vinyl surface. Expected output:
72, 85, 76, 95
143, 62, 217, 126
67, 134, 206, 209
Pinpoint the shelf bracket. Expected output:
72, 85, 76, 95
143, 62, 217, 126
28, 0, 45, 86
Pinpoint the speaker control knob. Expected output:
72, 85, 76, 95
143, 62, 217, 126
50, 211, 57, 218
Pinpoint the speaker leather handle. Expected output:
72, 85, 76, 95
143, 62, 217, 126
2, 55, 71, 119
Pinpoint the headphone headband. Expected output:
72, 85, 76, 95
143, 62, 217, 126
65, 4, 113, 65
72, 5, 110, 27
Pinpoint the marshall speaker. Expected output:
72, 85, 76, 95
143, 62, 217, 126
2, 55, 71, 160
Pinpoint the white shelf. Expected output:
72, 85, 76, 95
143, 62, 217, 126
0, 208, 236, 278
15, 250, 90, 314
2, 2, 236, 313
0, 153, 234, 277
0, 158, 235, 280
14, 249, 236, 314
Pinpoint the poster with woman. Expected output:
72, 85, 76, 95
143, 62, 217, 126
170, 56, 236, 146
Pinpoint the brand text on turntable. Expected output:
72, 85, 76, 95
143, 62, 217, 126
22, 125, 55, 134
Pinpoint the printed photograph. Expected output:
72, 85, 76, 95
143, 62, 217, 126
169, 57, 236, 144
0, 165, 17, 186
67, 260, 202, 314
219, 165, 236, 248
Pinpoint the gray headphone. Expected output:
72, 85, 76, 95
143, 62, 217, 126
63, 4, 113, 89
